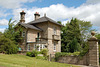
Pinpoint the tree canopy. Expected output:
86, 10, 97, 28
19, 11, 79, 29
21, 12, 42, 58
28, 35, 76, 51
0, 18, 22, 54
60, 18, 93, 52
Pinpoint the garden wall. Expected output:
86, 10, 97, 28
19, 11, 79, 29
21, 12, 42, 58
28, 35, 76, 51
57, 32, 99, 67
57, 52, 89, 66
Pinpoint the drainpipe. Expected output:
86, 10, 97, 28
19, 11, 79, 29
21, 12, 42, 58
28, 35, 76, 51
25, 28, 28, 51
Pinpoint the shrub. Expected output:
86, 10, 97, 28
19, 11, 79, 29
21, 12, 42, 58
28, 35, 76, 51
31, 50, 38, 57
26, 50, 38, 57
36, 56, 46, 60
40, 48, 48, 57
26, 52, 32, 56
0, 37, 18, 54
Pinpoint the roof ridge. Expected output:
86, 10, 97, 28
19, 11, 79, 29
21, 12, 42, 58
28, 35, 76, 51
27, 16, 63, 26
28, 16, 45, 24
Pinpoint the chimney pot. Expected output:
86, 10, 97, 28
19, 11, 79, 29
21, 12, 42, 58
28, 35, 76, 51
22, 10, 24, 12
34, 12, 40, 20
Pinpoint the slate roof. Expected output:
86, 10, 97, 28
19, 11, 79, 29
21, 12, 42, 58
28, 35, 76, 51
28, 16, 63, 26
18, 22, 42, 31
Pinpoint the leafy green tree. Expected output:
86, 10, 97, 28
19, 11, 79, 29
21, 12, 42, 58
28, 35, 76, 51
60, 18, 93, 52
67, 38, 81, 53
65, 18, 81, 52
0, 36, 18, 54
4, 18, 22, 45
0, 32, 3, 38
66, 18, 81, 43
0, 18, 22, 54
78, 20, 93, 47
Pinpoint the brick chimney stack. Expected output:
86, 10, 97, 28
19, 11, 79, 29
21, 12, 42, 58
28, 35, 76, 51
34, 12, 40, 20
20, 10, 26, 23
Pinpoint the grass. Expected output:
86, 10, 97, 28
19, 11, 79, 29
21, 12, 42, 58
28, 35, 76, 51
0, 54, 80, 67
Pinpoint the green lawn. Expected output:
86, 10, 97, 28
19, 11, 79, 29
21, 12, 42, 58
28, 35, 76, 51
0, 54, 80, 67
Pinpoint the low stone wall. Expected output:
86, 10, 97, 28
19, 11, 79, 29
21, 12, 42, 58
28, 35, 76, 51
57, 52, 89, 66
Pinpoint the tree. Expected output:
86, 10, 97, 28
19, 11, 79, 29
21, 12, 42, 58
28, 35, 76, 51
61, 18, 93, 52
4, 18, 22, 45
78, 20, 93, 47
66, 18, 81, 43
0, 36, 18, 54
0, 32, 3, 38
65, 18, 81, 52
0, 18, 22, 54
66, 38, 81, 53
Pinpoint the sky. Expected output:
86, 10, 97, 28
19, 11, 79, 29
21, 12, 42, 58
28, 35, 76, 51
0, 0, 100, 33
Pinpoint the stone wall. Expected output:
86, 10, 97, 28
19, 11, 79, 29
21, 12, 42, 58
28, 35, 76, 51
57, 52, 89, 66
57, 31, 99, 67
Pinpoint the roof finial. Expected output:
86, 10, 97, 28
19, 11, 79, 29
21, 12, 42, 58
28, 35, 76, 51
44, 13, 46, 17
91, 31, 95, 36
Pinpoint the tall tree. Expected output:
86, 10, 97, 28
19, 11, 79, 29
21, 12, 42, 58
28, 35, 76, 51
61, 18, 93, 52
78, 20, 93, 46
4, 18, 22, 45
0, 18, 20, 54
64, 18, 81, 52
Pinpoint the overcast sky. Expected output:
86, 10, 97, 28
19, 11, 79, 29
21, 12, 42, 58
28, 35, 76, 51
0, 0, 100, 33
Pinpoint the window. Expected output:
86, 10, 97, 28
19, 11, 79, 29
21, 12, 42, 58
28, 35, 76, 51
22, 31, 25, 37
37, 32, 40, 41
37, 32, 40, 38
27, 44, 30, 51
54, 43, 56, 51
54, 27, 56, 35
34, 44, 45, 51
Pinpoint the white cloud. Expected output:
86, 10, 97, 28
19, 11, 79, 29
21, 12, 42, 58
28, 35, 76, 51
0, 0, 36, 9
13, 4, 75, 23
86, 0, 100, 4
0, 10, 9, 18
13, 3, 100, 27
0, 28, 5, 33
0, 19, 8, 25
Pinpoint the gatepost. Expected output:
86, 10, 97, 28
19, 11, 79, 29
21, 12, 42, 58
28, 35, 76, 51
88, 31, 99, 67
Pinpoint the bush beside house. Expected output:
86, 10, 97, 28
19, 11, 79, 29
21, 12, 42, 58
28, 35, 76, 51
26, 49, 48, 60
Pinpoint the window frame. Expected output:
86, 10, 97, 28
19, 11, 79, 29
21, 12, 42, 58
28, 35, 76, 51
34, 44, 45, 51
27, 44, 30, 51
54, 27, 57, 35
22, 31, 25, 37
53, 42, 56, 51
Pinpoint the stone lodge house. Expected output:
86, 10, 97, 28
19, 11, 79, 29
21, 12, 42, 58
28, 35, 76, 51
17, 11, 63, 55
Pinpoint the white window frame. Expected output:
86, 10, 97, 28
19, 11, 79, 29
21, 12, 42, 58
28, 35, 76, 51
22, 31, 25, 37
27, 44, 30, 51
54, 27, 57, 35
54, 42, 56, 51
34, 44, 45, 51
